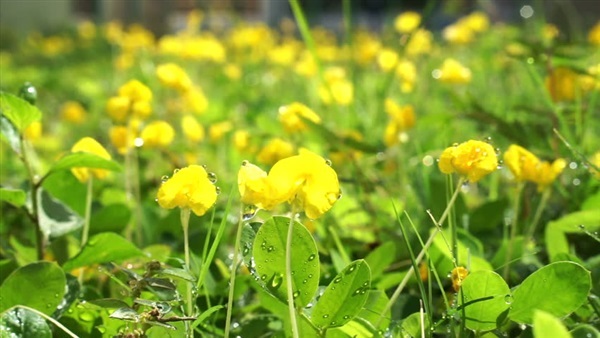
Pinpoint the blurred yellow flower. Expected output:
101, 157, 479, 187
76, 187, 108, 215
461, 12, 489, 33
106, 96, 130, 123
545, 67, 586, 102
157, 165, 217, 217
353, 31, 381, 65
141, 120, 175, 148
443, 23, 474, 45
534, 159, 567, 190
156, 63, 192, 92
181, 115, 204, 143
107, 80, 153, 122
70, 137, 111, 183
589, 152, 600, 179
109, 125, 135, 155
118, 79, 152, 103
395, 60, 417, 93
257, 138, 294, 165
394, 11, 421, 34
377, 48, 399, 72
114, 52, 134, 70
77, 21, 97, 40
438, 140, 498, 182
131, 100, 152, 119
438, 58, 472, 84
24, 121, 42, 141
543, 24, 559, 43
224, 63, 242, 80
184, 86, 209, 115
383, 99, 416, 147
504, 144, 566, 191
234, 130, 251, 152
451, 266, 469, 292
294, 52, 317, 77
588, 21, 600, 45
60, 101, 87, 124
406, 29, 433, 56
319, 71, 354, 106
209, 121, 233, 143
278, 102, 321, 133
268, 42, 298, 65
238, 161, 271, 208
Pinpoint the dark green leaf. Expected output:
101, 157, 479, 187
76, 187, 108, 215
545, 210, 600, 261
0, 262, 66, 315
37, 188, 83, 240
400, 312, 431, 338
0, 308, 52, 338
88, 298, 131, 309
0, 92, 42, 132
52, 274, 80, 319
89, 203, 131, 234
508, 261, 592, 324
0, 114, 21, 154
311, 260, 371, 329
253, 216, 320, 308
62, 233, 144, 271
364, 242, 395, 280
0, 188, 26, 207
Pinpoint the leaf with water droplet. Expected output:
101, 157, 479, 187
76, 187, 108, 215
0, 308, 52, 338
311, 259, 371, 329
62, 233, 144, 271
252, 216, 320, 308
458, 270, 511, 331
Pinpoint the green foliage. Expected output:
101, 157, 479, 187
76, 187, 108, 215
0, 308, 52, 338
0, 187, 26, 207
48, 152, 122, 176
533, 310, 572, 338
0, 92, 41, 132
62, 233, 144, 271
458, 270, 511, 332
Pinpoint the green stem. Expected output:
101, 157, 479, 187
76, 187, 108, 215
503, 183, 523, 281
526, 188, 551, 241
376, 176, 465, 327
180, 208, 193, 338
19, 135, 43, 260
224, 210, 244, 337
78, 177, 94, 284
286, 211, 300, 338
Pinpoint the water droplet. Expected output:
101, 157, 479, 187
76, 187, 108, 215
243, 205, 258, 221
242, 246, 250, 256
579, 224, 586, 230
330, 321, 336, 325
308, 274, 313, 278
207, 172, 218, 183
173, 168, 180, 174
215, 186, 221, 194
333, 277, 342, 283
261, 274, 267, 280
241, 160, 249, 166
504, 294, 513, 305
346, 264, 356, 274
307, 254, 316, 261
79, 311, 94, 322
322, 314, 329, 318
267, 246, 274, 252
268, 273, 283, 290
343, 315, 350, 320
293, 291, 300, 298
161, 175, 169, 182
362, 281, 369, 287
325, 159, 332, 166
303, 279, 308, 284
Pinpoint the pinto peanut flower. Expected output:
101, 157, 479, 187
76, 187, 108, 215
438, 140, 498, 182
141, 120, 175, 148
156, 63, 192, 92
70, 137, 112, 183
157, 165, 218, 217
238, 150, 341, 219
278, 102, 321, 133
504, 144, 566, 191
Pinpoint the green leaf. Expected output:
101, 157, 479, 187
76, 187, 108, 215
430, 228, 492, 274
0, 262, 66, 315
252, 216, 319, 308
191, 305, 224, 329
545, 210, 600, 261
48, 152, 122, 176
570, 324, 600, 338
109, 307, 140, 321
62, 233, 144, 271
459, 270, 511, 332
364, 242, 395, 280
0, 308, 52, 338
0, 114, 21, 154
469, 199, 509, 233
0, 188, 26, 207
400, 312, 431, 338
533, 310, 572, 338
0, 92, 42, 132
37, 188, 83, 240
311, 260, 371, 329
508, 261, 592, 324
42, 169, 87, 216
89, 203, 131, 234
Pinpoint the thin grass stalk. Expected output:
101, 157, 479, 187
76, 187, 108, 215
376, 177, 465, 327
180, 208, 193, 338
285, 211, 300, 338
78, 177, 94, 284
224, 209, 245, 337
503, 182, 523, 281
526, 188, 551, 241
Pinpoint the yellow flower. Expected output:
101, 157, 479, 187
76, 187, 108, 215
233, 130, 251, 152
438, 140, 498, 182
106, 96, 130, 123
394, 11, 421, 34
395, 60, 417, 93
443, 23, 475, 45
543, 24, 560, 43
181, 115, 204, 143
141, 120, 175, 148
156, 63, 192, 92
534, 159, 567, 191
184, 86, 208, 115
278, 102, 321, 133
545, 67, 582, 102
209, 121, 233, 143
438, 58, 472, 84
588, 21, 600, 45
24, 121, 42, 141
70, 137, 112, 183
461, 12, 489, 33
406, 29, 433, 56
451, 266, 469, 292
294, 52, 317, 77
77, 21, 97, 40
589, 152, 600, 179
383, 99, 416, 147
239, 150, 341, 219
224, 63, 242, 80
319, 80, 354, 106
118, 80, 152, 103
268, 149, 341, 219
377, 48, 399, 72
109, 125, 135, 155
131, 100, 152, 119
157, 165, 217, 217
257, 138, 295, 166
60, 101, 87, 124
503, 145, 540, 182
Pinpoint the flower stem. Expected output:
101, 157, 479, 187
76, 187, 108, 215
503, 183, 523, 281
224, 210, 244, 337
526, 188, 551, 241
180, 208, 193, 338
286, 211, 300, 338
376, 176, 465, 328
78, 177, 94, 284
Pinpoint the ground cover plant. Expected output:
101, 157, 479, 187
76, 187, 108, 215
1, 1, 599, 337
